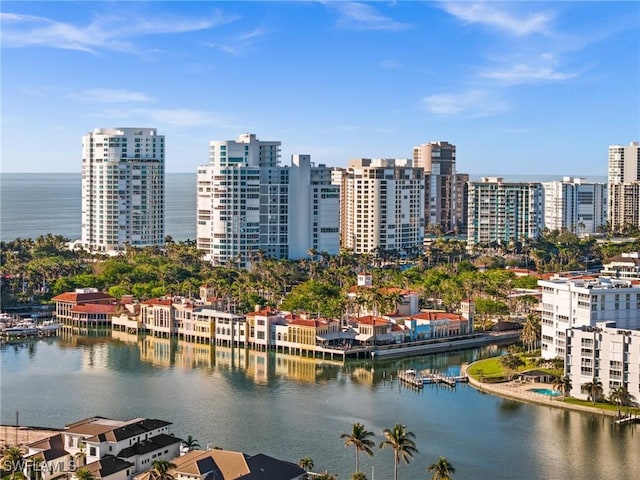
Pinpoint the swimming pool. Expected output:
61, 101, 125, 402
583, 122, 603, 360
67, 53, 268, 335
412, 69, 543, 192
528, 388, 561, 397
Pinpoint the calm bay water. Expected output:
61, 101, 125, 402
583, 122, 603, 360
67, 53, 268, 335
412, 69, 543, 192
0, 172, 607, 243
1, 336, 637, 480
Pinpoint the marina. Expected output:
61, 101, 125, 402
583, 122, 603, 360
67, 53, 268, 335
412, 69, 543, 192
397, 365, 470, 389
0, 317, 63, 339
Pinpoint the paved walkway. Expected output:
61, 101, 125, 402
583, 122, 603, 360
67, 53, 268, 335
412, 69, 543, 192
467, 376, 619, 417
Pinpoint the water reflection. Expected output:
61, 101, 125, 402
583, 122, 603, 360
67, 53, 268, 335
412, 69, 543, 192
1, 336, 637, 480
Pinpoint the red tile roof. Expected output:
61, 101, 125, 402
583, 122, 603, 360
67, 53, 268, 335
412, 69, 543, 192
52, 292, 114, 303
411, 311, 463, 321
142, 298, 173, 306
356, 315, 389, 326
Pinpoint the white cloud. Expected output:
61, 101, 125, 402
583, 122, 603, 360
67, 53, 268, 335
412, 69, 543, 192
203, 26, 270, 55
0, 10, 237, 54
440, 2, 554, 36
422, 89, 509, 117
480, 53, 583, 84
330, 2, 411, 31
71, 89, 155, 103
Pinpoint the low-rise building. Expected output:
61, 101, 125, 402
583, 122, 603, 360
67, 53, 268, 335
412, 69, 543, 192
600, 252, 640, 279
135, 448, 306, 480
24, 417, 180, 480
53, 288, 115, 326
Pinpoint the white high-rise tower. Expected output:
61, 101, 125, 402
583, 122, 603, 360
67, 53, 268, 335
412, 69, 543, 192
81, 128, 165, 254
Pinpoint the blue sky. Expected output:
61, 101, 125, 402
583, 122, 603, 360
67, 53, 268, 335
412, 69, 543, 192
1, 1, 638, 175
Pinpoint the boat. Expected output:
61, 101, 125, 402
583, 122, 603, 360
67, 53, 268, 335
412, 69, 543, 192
2, 323, 38, 337
37, 321, 63, 333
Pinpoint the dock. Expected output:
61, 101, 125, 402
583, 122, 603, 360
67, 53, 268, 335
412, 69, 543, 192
614, 415, 640, 425
397, 369, 424, 388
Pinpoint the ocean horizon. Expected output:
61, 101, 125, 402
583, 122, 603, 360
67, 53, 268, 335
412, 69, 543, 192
0, 171, 608, 243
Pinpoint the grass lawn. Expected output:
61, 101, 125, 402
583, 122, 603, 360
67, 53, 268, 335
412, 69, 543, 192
563, 398, 640, 416
467, 354, 557, 382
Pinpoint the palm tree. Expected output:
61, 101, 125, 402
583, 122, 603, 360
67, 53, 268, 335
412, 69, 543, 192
75, 467, 95, 480
315, 472, 337, 480
520, 314, 539, 352
609, 386, 636, 418
182, 435, 200, 452
553, 375, 572, 400
428, 456, 456, 480
351, 472, 368, 480
298, 457, 313, 479
340, 422, 375, 473
379, 424, 418, 480
149, 460, 177, 480
74, 442, 87, 468
1, 447, 24, 480
581, 378, 604, 404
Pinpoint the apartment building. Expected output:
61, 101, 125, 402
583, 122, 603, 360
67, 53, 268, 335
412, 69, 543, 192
539, 276, 640, 359
542, 177, 607, 234
288, 154, 340, 258
81, 128, 165, 254
608, 141, 640, 232
467, 177, 543, 248
196, 134, 339, 267
413, 141, 469, 233
566, 322, 640, 402
340, 158, 425, 254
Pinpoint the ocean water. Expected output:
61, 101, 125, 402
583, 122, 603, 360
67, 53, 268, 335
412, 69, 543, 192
0, 173, 197, 242
0, 172, 607, 242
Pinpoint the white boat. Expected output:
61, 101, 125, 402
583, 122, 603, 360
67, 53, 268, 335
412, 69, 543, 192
3, 323, 38, 337
37, 321, 63, 333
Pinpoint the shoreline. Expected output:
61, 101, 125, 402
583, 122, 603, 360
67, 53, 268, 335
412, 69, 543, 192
467, 372, 620, 418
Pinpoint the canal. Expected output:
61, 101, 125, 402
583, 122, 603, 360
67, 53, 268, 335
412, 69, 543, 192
1, 334, 637, 479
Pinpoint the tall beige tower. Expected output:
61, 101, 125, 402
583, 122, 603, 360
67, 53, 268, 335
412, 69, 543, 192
608, 142, 640, 232
340, 158, 424, 255
413, 141, 468, 234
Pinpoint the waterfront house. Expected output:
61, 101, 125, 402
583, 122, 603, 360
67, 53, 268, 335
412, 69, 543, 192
245, 307, 283, 350
69, 304, 118, 329
134, 448, 306, 480
24, 417, 180, 480
53, 288, 115, 327
24, 434, 73, 480
355, 316, 394, 345
404, 310, 469, 341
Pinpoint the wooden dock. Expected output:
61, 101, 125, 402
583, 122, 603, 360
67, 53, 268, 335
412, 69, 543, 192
397, 370, 424, 388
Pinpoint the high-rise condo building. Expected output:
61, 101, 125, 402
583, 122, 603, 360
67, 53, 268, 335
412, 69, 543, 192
539, 276, 640, 359
339, 158, 425, 255
81, 128, 165, 254
412, 141, 468, 233
196, 133, 340, 267
288, 155, 340, 259
467, 177, 543, 248
566, 322, 640, 402
608, 142, 640, 232
542, 177, 607, 235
